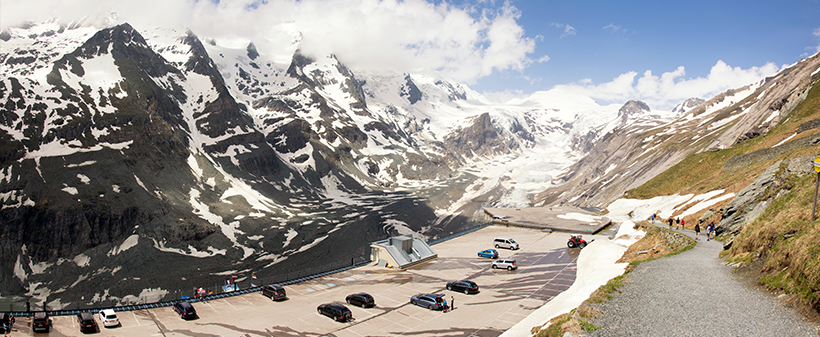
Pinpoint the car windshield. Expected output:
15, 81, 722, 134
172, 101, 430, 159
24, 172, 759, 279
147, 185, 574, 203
509, 239, 517, 243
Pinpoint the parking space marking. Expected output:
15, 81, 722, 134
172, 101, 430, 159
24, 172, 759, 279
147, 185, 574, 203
131, 311, 141, 326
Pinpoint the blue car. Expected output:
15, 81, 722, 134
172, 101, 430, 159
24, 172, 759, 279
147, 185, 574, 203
410, 293, 445, 311
477, 249, 499, 259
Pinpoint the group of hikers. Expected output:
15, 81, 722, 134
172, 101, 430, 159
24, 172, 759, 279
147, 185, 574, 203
2, 314, 14, 336
649, 212, 716, 241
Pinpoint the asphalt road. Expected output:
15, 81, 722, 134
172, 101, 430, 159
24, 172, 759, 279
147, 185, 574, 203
14, 226, 585, 336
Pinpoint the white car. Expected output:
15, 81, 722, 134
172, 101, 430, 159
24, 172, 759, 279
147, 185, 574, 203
98, 309, 120, 328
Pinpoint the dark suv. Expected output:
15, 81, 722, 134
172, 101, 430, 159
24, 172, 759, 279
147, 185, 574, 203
317, 303, 353, 322
173, 301, 198, 320
446, 280, 480, 294
261, 284, 287, 300
32, 312, 51, 332
77, 312, 98, 332
345, 293, 375, 308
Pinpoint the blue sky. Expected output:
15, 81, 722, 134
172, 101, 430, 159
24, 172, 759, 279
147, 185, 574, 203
4, 0, 820, 109
472, 0, 820, 95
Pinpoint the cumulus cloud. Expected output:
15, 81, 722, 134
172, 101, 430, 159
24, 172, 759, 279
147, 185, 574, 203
0, 0, 537, 84
552, 60, 781, 110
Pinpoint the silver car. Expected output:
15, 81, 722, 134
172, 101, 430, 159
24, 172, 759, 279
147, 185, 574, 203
491, 258, 517, 270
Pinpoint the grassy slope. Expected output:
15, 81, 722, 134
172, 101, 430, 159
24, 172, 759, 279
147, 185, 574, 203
626, 78, 820, 312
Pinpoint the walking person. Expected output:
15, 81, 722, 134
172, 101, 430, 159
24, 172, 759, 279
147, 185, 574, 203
451, 296, 455, 311
668, 218, 673, 229
681, 219, 685, 230
706, 221, 715, 241
675, 217, 681, 230
25, 299, 30, 313
694, 223, 701, 240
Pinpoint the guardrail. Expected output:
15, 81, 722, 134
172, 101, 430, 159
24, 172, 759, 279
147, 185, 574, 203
427, 222, 492, 246
2, 222, 493, 317
3, 258, 371, 318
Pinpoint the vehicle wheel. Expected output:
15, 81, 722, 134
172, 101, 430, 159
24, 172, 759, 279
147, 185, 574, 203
491, 264, 497, 269
318, 309, 322, 314
428, 304, 434, 310
447, 285, 452, 290
567, 241, 576, 248
411, 300, 416, 305
464, 289, 469, 294
579, 242, 587, 249
495, 244, 500, 248
346, 299, 351, 304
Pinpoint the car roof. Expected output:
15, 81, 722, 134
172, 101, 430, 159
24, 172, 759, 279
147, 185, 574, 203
100, 309, 116, 314
33, 312, 47, 318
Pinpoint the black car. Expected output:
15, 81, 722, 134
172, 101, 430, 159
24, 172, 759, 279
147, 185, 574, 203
173, 301, 197, 320
446, 280, 479, 294
261, 284, 287, 301
77, 312, 98, 333
345, 293, 375, 308
317, 303, 353, 322
32, 312, 50, 332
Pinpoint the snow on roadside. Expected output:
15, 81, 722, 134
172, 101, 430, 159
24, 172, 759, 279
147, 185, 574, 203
502, 192, 733, 335
500, 221, 643, 337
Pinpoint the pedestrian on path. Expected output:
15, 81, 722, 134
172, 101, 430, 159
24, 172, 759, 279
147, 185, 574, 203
668, 218, 674, 229
451, 296, 455, 311
681, 219, 685, 230
694, 223, 701, 240
651, 213, 656, 222
707, 222, 715, 240
25, 299, 30, 312
675, 217, 681, 230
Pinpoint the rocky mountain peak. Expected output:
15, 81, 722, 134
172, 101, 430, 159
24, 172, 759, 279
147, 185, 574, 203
617, 100, 651, 124
400, 74, 423, 105
246, 42, 259, 60
672, 97, 705, 115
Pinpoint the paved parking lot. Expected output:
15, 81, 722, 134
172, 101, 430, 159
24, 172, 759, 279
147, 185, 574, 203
15, 226, 582, 336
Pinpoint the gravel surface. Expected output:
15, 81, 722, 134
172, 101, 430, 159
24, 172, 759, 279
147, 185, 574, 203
588, 223, 818, 337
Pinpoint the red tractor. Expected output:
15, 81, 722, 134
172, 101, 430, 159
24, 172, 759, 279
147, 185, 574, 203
567, 234, 592, 249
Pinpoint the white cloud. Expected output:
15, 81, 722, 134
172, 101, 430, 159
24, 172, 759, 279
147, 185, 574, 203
602, 23, 622, 33
0, 0, 536, 84
552, 60, 780, 110
813, 27, 820, 53
550, 22, 576, 38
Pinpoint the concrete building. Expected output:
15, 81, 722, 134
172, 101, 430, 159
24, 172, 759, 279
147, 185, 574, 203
369, 236, 437, 270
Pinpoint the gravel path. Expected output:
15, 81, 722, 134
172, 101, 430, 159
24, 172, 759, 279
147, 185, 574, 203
588, 222, 818, 337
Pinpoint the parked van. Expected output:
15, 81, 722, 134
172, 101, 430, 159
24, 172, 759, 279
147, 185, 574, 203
494, 237, 519, 250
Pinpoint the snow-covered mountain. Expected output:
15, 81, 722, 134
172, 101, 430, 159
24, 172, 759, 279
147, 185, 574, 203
0, 19, 625, 306
536, 51, 820, 208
